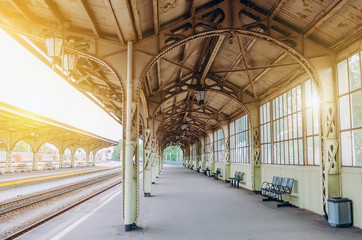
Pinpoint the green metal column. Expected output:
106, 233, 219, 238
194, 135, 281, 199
143, 128, 152, 197
221, 121, 230, 182
200, 136, 206, 171
310, 56, 341, 216
196, 141, 201, 170
123, 41, 139, 231
151, 146, 156, 184
246, 102, 261, 192
209, 132, 215, 174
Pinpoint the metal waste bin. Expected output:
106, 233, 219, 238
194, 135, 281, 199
327, 198, 352, 227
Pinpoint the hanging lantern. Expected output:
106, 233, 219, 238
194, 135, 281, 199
62, 52, 78, 73
44, 35, 64, 64
196, 90, 205, 105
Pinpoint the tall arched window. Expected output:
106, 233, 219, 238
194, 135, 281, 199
337, 51, 362, 167
214, 129, 224, 162
205, 136, 210, 161
192, 144, 196, 162
230, 115, 250, 163
260, 79, 320, 165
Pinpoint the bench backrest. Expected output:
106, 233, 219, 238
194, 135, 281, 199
275, 177, 283, 188
271, 176, 277, 185
216, 168, 221, 174
236, 172, 245, 181
287, 178, 294, 193
19, 163, 28, 168
281, 178, 289, 188
206, 166, 210, 170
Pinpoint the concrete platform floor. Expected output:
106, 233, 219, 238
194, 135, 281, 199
20, 165, 362, 240
139, 166, 362, 240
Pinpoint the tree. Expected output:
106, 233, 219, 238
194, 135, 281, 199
163, 146, 183, 162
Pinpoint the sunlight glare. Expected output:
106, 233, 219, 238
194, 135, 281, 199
0, 29, 122, 141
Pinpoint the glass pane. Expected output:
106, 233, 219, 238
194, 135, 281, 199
266, 102, 270, 122
305, 80, 312, 107
307, 137, 314, 165
287, 91, 292, 115
288, 115, 293, 139
337, 59, 349, 95
299, 139, 303, 165
298, 112, 303, 138
280, 118, 284, 141
280, 141, 284, 164
314, 136, 320, 165
283, 93, 287, 117
284, 141, 289, 164
294, 139, 299, 164
352, 129, 362, 166
348, 53, 361, 91
275, 97, 279, 119
313, 107, 319, 134
273, 143, 277, 164
351, 91, 362, 128
267, 144, 272, 164
230, 122, 234, 135
306, 108, 313, 136
293, 113, 298, 138
341, 131, 352, 166
279, 96, 283, 117
292, 88, 297, 113
339, 95, 351, 130
284, 116, 288, 140
297, 85, 302, 111
289, 140, 294, 164
273, 100, 276, 120
276, 142, 280, 164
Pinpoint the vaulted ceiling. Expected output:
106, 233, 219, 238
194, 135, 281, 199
0, 0, 361, 148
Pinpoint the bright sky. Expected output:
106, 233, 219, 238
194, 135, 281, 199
0, 29, 122, 141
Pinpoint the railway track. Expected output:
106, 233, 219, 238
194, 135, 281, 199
1, 172, 122, 240
0, 171, 121, 216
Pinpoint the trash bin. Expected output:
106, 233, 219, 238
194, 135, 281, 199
327, 198, 352, 227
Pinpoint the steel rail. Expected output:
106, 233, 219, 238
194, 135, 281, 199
4, 179, 122, 240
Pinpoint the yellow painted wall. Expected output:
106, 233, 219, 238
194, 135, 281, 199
214, 161, 224, 179
230, 163, 252, 190
261, 165, 323, 215
341, 167, 362, 228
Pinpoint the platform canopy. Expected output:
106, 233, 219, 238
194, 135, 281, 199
0, 0, 360, 148
0, 101, 117, 151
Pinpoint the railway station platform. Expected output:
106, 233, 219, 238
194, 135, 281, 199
0, 162, 121, 202
19, 165, 362, 240
0, 162, 120, 184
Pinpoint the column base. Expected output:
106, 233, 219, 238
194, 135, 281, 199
125, 223, 138, 232
144, 193, 151, 197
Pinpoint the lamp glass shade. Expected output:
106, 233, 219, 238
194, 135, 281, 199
62, 52, 78, 72
196, 90, 205, 104
45, 36, 64, 57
